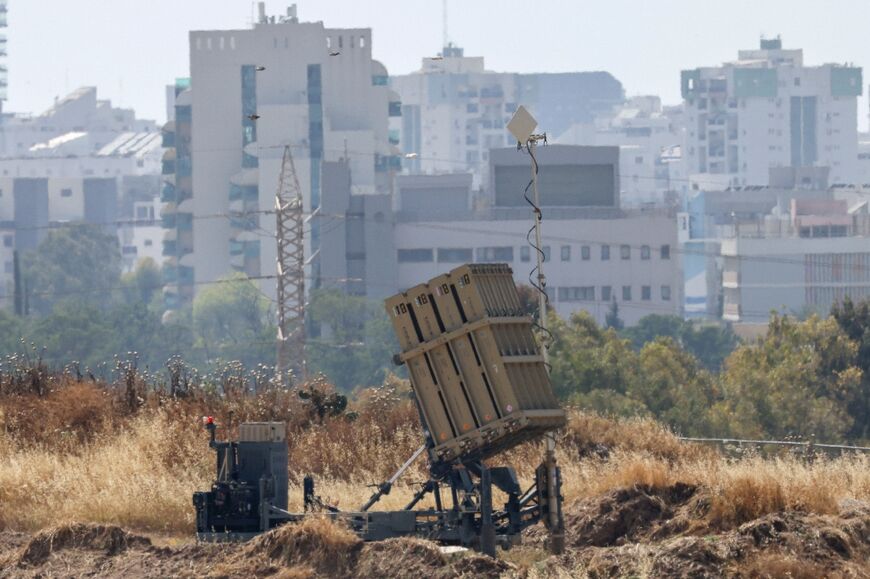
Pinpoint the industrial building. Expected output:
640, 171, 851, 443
392, 145, 682, 326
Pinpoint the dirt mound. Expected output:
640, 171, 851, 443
355, 538, 446, 576
229, 517, 363, 577
563, 482, 705, 547
551, 503, 870, 578
16, 523, 151, 566
220, 520, 512, 579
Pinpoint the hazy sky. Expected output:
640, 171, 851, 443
7, 1, 870, 129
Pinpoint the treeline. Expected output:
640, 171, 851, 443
2, 226, 395, 388
9, 226, 870, 443
551, 300, 870, 442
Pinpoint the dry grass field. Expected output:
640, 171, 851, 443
1, 373, 870, 577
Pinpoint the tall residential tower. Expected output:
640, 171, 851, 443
162, 4, 401, 308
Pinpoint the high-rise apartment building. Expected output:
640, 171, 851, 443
0, 1, 7, 108
164, 5, 401, 308
681, 38, 862, 187
391, 44, 624, 188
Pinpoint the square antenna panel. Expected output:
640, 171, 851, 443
507, 105, 538, 144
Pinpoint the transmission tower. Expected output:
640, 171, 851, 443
275, 146, 306, 383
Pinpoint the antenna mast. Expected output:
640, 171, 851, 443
275, 146, 306, 383
442, 0, 448, 50
506, 105, 564, 555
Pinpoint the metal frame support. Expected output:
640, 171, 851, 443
275, 146, 306, 383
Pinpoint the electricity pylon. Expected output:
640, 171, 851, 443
275, 146, 305, 383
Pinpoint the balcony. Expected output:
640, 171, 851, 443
161, 183, 177, 204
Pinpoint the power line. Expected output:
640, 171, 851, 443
188, 140, 793, 188
17, 207, 870, 279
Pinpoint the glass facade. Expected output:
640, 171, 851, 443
308, 64, 324, 287
241, 65, 258, 168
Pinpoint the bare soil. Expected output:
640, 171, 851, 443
1, 489, 868, 578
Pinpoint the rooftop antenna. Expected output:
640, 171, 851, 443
442, 0, 448, 51
506, 105, 564, 555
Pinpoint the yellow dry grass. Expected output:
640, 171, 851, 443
1, 384, 869, 536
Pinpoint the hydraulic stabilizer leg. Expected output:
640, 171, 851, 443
479, 466, 496, 557
538, 434, 566, 555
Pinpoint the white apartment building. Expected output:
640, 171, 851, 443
394, 212, 681, 326
682, 37, 862, 187
391, 44, 624, 188
165, 4, 401, 307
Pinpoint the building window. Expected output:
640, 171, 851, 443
520, 246, 530, 262
622, 286, 632, 301
620, 244, 630, 260
661, 244, 671, 259
581, 245, 590, 261
560, 245, 571, 262
542, 246, 551, 262
601, 286, 612, 302
601, 245, 610, 261
144, 239, 153, 247
3, 235, 12, 247
661, 285, 671, 301
641, 285, 651, 301
437, 248, 472, 263
60, 188, 73, 198
3, 261, 11, 274
398, 248, 433, 263
641, 245, 650, 260
558, 286, 595, 302
476, 246, 513, 262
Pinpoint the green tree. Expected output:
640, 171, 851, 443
121, 258, 163, 306
192, 273, 274, 367
307, 289, 399, 392
549, 311, 644, 415
604, 299, 623, 330
0, 308, 24, 355
24, 225, 122, 315
28, 302, 114, 369
710, 313, 861, 441
636, 338, 716, 435
831, 296, 870, 438
623, 314, 739, 371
